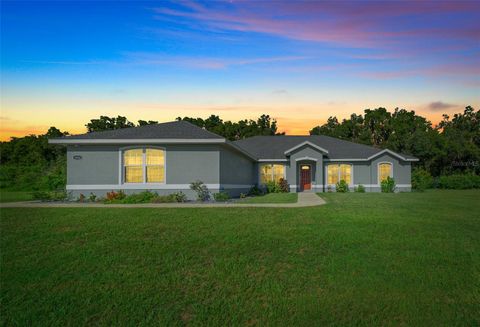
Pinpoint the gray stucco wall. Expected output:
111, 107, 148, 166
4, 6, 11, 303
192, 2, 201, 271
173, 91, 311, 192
67, 146, 119, 185
67, 144, 222, 200
165, 144, 220, 184
219, 145, 255, 185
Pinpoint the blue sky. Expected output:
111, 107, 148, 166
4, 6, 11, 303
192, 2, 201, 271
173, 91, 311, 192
1, 1, 479, 139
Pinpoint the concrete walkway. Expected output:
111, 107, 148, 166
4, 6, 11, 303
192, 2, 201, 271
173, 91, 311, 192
0, 192, 326, 208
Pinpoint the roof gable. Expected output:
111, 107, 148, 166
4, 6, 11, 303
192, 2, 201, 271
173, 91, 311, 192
233, 135, 418, 161
284, 141, 329, 155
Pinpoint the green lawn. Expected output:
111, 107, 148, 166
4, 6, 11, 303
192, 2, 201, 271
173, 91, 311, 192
0, 191, 33, 203
238, 192, 298, 203
1, 190, 479, 326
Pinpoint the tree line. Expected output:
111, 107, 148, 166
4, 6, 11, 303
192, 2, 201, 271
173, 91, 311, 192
0, 107, 478, 191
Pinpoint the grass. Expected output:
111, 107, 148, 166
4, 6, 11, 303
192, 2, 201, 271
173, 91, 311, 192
0, 190, 33, 203
239, 192, 298, 203
1, 190, 479, 326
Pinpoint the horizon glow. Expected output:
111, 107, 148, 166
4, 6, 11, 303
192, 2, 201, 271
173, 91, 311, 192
1, 1, 479, 140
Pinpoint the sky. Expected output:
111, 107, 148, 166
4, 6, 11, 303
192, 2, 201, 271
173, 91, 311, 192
1, 0, 479, 140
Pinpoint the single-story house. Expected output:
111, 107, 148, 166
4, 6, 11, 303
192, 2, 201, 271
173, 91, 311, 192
49, 120, 418, 199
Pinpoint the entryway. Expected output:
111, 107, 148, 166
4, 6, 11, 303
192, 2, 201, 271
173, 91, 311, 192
300, 164, 312, 191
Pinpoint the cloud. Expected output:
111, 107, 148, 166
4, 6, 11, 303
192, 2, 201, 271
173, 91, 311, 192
272, 89, 288, 95
427, 101, 459, 111
120, 52, 310, 69
152, 1, 480, 49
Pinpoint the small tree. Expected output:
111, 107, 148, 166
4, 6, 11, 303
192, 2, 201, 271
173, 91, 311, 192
190, 180, 210, 201
381, 177, 396, 193
278, 178, 289, 193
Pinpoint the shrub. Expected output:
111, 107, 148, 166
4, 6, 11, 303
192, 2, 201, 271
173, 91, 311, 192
32, 190, 70, 202
239, 193, 247, 199
151, 194, 177, 203
412, 168, 433, 191
247, 185, 263, 196
354, 184, 366, 193
120, 191, 157, 204
172, 191, 187, 202
106, 190, 126, 201
437, 173, 480, 189
213, 191, 230, 202
190, 180, 210, 201
78, 193, 86, 202
266, 181, 281, 193
32, 190, 51, 201
336, 180, 349, 192
381, 177, 396, 193
89, 192, 97, 202
278, 178, 289, 193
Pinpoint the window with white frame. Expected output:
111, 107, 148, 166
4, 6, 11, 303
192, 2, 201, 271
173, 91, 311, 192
378, 162, 392, 183
123, 148, 165, 183
327, 164, 352, 185
259, 164, 285, 184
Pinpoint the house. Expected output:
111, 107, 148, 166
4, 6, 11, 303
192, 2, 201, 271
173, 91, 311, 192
49, 120, 418, 199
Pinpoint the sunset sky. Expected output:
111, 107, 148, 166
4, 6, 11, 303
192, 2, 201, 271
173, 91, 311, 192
1, 1, 479, 140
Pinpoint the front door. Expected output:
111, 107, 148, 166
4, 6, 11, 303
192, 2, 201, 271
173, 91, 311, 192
300, 165, 312, 191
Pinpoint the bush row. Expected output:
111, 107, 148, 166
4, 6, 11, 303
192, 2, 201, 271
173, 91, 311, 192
412, 169, 480, 191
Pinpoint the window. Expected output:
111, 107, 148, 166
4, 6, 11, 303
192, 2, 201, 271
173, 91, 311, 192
378, 163, 392, 183
259, 164, 285, 184
327, 164, 352, 185
123, 148, 165, 183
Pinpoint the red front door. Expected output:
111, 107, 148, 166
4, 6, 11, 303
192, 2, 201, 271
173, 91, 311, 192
300, 165, 312, 191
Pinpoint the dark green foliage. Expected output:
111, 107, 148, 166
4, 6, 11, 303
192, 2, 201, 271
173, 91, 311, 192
103, 191, 188, 204
354, 184, 366, 192
31, 190, 70, 201
278, 178, 289, 193
137, 120, 158, 126
0, 127, 68, 191
265, 180, 289, 193
335, 180, 349, 192
412, 168, 434, 191
213, 191, 230, 202
437, 173, 480, 189
88, 193, 97, 202
172, 191, 187, 202
109, 191, 157, 204
381, 177, 396, 193
190, 180, 210, 201
86, 115, 135, 132
247, 185, 263, 196
176, 114, 284, 141
265, 181, 281, 193
310, 106, 480, 176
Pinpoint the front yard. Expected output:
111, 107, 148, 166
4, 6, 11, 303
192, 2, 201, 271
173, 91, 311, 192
1, 190, 479, 326
238, 192, 298, 203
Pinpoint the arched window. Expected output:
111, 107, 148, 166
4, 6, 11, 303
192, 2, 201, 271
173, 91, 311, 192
123, 148, 165, 183
327, 164, 352, 185
378, 162, 392, 183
